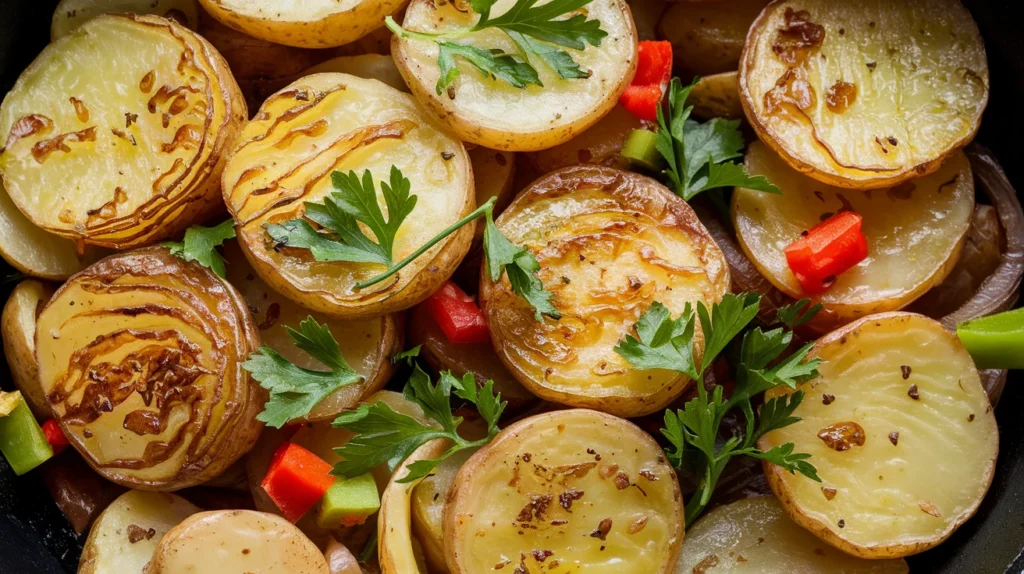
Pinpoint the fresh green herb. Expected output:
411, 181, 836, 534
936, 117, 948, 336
483, 213, 560, 320
615, 293, 821, 525
243, 316, 362, 428
652, 78, 780, 201
392, 345, 423, 366
774, 298, 823, 329
385, 0, 606, 94
162, 219, 236, 278
358, 531, 378, 564
332, 366, 506, 483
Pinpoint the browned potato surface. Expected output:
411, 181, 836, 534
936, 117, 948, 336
689, 71, 743, 119
1, 279, 55, 418
304, 55, 409, 93
658, 0, 769, 75
525, 105, 642, 174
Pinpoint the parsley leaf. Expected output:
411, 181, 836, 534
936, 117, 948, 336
774, 298, 824, 329
244, 317, 363, 428
746, 442, 820, 482
392, 345, 422, 366
614, 301, 698, 378
475, 0, 607, 50
507, 31, 588, 80
436, 42, 541, 95
162, 219, 236, 278
483, 214, 560, 320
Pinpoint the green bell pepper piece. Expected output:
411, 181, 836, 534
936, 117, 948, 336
0, 391, 54, 475
316, 472, 380, 529
957, 307, 1024, 369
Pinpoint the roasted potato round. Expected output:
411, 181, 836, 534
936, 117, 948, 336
733, 143, 974, 331
740, 0, 989, 188
391, 0, 638, 151
148, 510, 330, 573
224, 73, 474, 319
677, 497, 908, 573
444, 409, 684, 573
51, 0, 199, 39
1, 279, 55, 419
304, 55, 409, 93
759, 313, 998, 558
78, 490, 201, 574
36, 248, 264, 490
480, 166, 730, 417
658, 0, 768, 76
198, 0, 404, 48
409, 445, 478, 572
689, 71, 743, 120
223, 241, 402, 422
525, 105, 642, 174
0, 14, 246, 249
379, 439, 450, 573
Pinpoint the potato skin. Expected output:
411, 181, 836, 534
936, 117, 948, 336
658, 0, 769, 76
2, 280, 55, 419
379, 439, 450, 574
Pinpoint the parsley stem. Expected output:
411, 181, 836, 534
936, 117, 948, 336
385, 16, 471, 43
356, 197, 497, 290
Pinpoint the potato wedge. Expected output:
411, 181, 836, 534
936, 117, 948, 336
36, 248, 264, 490
224, 73, 474, 320
391, 0, 638, 151
148, 510, 330, 573
0, 14, 246, 249
733, 143, 973, 331
198, 0, 405, 48
759, 313, 998, 558
304, 55, 409, 93
51, 0, 199, 39
378, 439, 450, 573
689, 71, 743, 120
479, 166, 729, 417
410, 445, 478, 572
677, 497, 908, 573
1, 279, 54, 419
223, 241, 402, 422
77, 490, 201, 574
740, 0, 989, 188
658, 0, 768, 76
444, 409, 684, 573
525, 105, 642, 174
628, 0, 666, 41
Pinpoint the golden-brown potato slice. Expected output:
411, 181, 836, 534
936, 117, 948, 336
78, 490, 201, 574
198, 0, 405, 48
379, 439, 450, 573
689, 71, 743, 119
36, 248, 263, 490
759, 313, 998, 558
392, 0, 638, 151
223, 241, 401, 422
148, 510, 330, 573
740, 0, 989, 188
480, 166, 729, 417
445, 409, 684, 573
658, 0, 768, 76
0, 14, 246, 249
410, 445, 478, 572
51, 0, 199, 39
304, 55, 409, 93
676, 497, 908, 573
525, 105, 642, 174
223, 73, 474, 320
733, 143, 973, 331
1, 279, 54, 419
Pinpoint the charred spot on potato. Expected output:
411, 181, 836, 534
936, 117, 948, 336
817, 421, 866, 451
825, 81, 857, 113
907, 384, 920, 400
889, 432, 899, 446
558, 489, 584, 511
693, 554, 720, 574
919, 500, 942, 518
821, 486, 837, 500
589, 518, 612, 541
126, 524, 157, 543
822, 393, 835, 405
772, 8, 826, 65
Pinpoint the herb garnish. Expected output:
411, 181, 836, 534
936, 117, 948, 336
162, 219, 236, 278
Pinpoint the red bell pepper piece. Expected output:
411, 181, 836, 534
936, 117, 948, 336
41, 419, 69, 455
784, 211, 869, 295
619, 40, 673, 121
424, 281, 490, 344
261, 441, 335, 523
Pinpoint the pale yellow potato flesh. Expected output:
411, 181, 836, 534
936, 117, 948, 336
199, 0, 405, 48
759, 313, 998, 558
51, 0, 199, 39
480, 166, 729, 417
526, 105, 642, 174
732, 143, 973, 331
0, 14, 245, 248
36, 248, 264, 490
392, 0, 638, 151
223, 73, 474, 319
740, 0, 988, 188
410, 446, 478, 572
445, 409, 684, 573
690, 72, 743, 120
658, 0, 769, 76
222, 241, 401, 422
77, 490, 201, 574
1, 279, 54, 419
148, 510, 330, 573
676, 497, 908, 573
304, 55, 409, 93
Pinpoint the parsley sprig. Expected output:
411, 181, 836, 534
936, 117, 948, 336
332, 365, 506, 483
386, 0, 606, 95
162, 219, 236, 278
614, 293, 822, 525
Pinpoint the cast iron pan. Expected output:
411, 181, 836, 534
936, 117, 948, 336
2, 0, 1023, 572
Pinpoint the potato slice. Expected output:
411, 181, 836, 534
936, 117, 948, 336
759, 313, 998, 558
198, 0, 405, 48
676, 497, 908, 573
525, 105, 642, 174
480, 166, 729, 417
410, 445, 478, 572
658, 0, 768, 76
1, 279, 54, 419
148, 510, 330, 573
689, 72, 743, 120
224, 73, 474, 320
78, 490, 201, 574
51, 0, 199, 39
304, 55, 409, 93
732, 143, 973, 331
445, 409, 684, 573
740, 0, 989, 188
0, 14, 245, 249
223, 241, 402, 422
391, 0, 638, 151
36, 248, 264, 490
